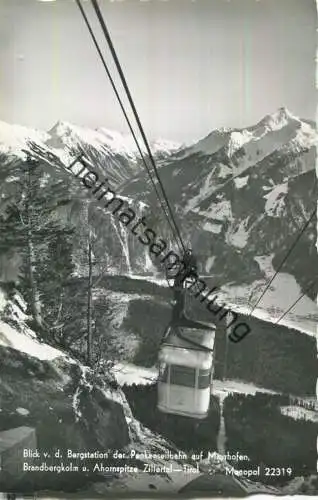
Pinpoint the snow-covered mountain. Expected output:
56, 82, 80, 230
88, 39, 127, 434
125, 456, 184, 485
123, 107, 316, 206
177, 107, 315, 164
0, 119, 182, 187
121, 107, 317, 334
0, 120, 50, 159
49, 121, 182, 162
122, 107, 317, 293
0, 107, 316, 335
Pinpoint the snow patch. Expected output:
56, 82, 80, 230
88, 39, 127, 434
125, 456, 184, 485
199, 200, 232, 222
254, 254, 275, 276
234, 175, 249, 189
72, 365, 94, 422
128, 274, 168, 287
203, 222, 222, 234
205, 256, 216, 273
263, 183, 288, 217
143, 250, 156, 273
0, 290, 6, 313
185, 170, 215, 213
226, 219, 250, 249
226, 130, 253, 156
72, 384, 82, 423
218, 164, 232, 179
16, 407, 30, 416
0, 320, 65, 361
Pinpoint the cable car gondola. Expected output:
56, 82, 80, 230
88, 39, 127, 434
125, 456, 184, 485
157, 251, 216, 419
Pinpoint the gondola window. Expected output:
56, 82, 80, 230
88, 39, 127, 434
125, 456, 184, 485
198, 368, 211, 389
169, 365, 196, 388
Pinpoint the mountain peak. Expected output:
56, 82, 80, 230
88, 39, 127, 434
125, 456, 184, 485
49, 120, 74, 135
276, 106, 297, 120
257, 107, 300, 132
277, 106, 292, 114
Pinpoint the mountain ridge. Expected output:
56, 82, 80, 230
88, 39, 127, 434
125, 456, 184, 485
0, 107, 316, 336
0, 106, 315, 164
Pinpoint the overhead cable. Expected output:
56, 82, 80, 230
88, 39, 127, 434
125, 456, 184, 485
76, 0, 183, 254
89, 0, 186, 254
249, 206, 317, 317
275, 282, 316, 325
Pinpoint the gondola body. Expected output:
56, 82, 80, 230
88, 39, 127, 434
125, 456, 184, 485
157, 320, 215, 419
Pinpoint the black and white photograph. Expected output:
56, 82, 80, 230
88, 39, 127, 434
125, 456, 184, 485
0, 0, 317, 497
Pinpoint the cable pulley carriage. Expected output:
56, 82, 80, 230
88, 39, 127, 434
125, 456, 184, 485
157, 250, 216, 420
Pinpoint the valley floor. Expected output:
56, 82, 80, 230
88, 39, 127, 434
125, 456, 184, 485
129, 271, 318, 337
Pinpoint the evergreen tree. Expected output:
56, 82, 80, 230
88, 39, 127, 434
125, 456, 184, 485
39, 229, 77, 347
0, 156, 74, 335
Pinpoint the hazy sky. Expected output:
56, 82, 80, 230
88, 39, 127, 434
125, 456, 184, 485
0, 0, 316, 142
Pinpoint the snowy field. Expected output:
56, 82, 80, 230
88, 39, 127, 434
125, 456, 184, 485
0, 320, 64, 361
0, 289, 67, 362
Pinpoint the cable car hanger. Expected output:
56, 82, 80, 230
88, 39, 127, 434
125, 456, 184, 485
162, 249, 215, 353
157, 254, 215, 418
